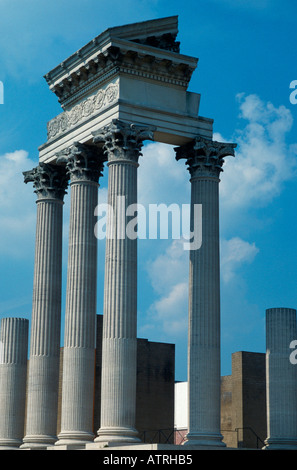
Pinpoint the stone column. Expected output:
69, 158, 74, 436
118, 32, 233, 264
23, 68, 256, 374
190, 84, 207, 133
21, 163, 68, 449
55, 142, 105, 448
92, 120, 154, 444
0, 317, 29, 449
264, 307, 297, 449
175, 136, 236, 448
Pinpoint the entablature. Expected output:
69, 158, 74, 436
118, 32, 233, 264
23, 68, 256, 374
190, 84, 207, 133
44, 16, 197, 109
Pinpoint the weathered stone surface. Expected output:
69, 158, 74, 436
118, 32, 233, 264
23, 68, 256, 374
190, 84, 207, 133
0, 318, 29, 450
39, 17, 213, 164
264, 308, 297, 450
175, 137, 236, 447
95, 120, 151, 444
55, 143, 105, 447
21, 164, 67, 450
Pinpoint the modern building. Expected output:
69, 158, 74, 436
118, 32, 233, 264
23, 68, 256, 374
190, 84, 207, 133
175, 351, 267, 449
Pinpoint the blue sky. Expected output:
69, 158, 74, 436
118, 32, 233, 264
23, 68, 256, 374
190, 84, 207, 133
0, 0, 297, 380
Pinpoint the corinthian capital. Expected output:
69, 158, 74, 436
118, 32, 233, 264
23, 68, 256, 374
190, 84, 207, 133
56, 142, 106, 183
175, 135, 237, 179
23, 163, 68, 201
92, 119, 155, 164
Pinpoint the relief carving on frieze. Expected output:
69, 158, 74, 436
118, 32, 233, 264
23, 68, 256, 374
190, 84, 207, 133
47, 82, 119, 140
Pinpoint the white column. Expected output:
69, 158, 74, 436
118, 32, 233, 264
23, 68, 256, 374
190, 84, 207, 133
0, 317, 29, 449
55, 143, 105, 447
175, 136, 236, 447
21, 164, 68, 449
264, 307, 297, 449
93, 120, 154, 444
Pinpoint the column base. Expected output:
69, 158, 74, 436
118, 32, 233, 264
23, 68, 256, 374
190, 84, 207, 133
263, 437, 297, 450
94, 426, 141, 446
20, 435, 57, 450
55, 431, 94, 448
183, 432, 226, 448
0, 447, 22, 450
0, 438, 22, 450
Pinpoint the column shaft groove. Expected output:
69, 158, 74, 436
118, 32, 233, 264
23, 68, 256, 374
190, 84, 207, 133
264, 308, 297, 449
93, 120, 154, 444
21, 164, 67, 450
56, 143, 105, 447
175, 136, 236, 448
0, 318, 29, 449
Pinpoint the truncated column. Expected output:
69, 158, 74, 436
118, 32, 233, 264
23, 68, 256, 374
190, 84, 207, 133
264, 308, 297, 449
0, 317, 29, 449
21, 164, 68, 449
93, 120, 154, 444
175, 136, 236, 447
55, 143, 105, 447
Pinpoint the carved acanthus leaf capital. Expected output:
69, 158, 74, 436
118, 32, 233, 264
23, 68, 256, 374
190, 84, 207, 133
92, 119, 155, 164
175, 135, 237, 179
56, 142, 106, 183
23, 163, 68, 201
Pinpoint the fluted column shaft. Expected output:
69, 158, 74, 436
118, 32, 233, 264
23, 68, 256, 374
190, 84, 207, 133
21, 164, 67, 449
0, 318, 29, 449
56, 143, 105, 447
93, 120, 154, 443
175, 136, 236, 447
264, 308, 297, 449
188, 175, 222, 443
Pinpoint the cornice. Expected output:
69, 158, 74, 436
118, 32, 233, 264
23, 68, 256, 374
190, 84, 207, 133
44, 17, 197, 109
46, 45, 197, 109
44, 16, 179, 85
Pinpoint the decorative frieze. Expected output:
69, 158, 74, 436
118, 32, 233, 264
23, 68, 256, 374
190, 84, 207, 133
47, 81, 119, 141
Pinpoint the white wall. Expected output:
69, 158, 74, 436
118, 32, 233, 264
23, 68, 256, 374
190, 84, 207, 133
174, 381, 188, 429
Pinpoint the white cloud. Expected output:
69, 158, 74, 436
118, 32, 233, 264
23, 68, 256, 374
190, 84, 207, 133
139, 142, 190, 208
220, 237, 259, 283
148, 282, 188, 336
138, 127, 268, 338
0, 150, 37, 257
219, 93, 297, 210
141, 234, 260, 338
141, 239, 189, 338
139, 94, 297, 217
146, 238, 188, 295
